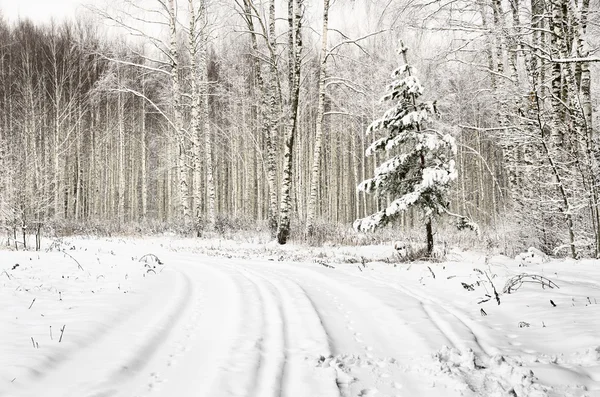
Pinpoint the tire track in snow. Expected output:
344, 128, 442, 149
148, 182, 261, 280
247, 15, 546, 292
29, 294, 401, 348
335, 270, 553, 396
234, 267, 288, 397
197, 264, 265, 397
128, 255, 247, 397
355, 271, 498, 356
18, 269, 192, 397
110, 254, 273, 397
284, 263, 493, 357
248, 263, 453, 397
235, 266, 341, 397
262, 264, 437, 357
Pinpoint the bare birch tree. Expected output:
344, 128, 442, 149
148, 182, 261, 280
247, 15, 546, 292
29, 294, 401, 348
277, 0, 303, 244
306, 0, 330, 237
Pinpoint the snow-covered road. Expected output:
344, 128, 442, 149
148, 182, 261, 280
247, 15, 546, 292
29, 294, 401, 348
2, 238, 600, 396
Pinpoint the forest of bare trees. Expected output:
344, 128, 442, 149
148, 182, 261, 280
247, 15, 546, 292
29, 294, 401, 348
0, 0, 599, 257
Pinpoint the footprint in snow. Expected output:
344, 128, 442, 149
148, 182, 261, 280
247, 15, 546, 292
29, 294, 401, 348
147, 372, 164, 392
358, 388, 378, 396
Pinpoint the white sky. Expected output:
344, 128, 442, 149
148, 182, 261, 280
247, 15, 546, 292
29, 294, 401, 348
0, 0, 86, 23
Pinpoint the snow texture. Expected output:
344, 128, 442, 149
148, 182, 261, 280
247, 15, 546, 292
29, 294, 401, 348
2, 237, 600, 397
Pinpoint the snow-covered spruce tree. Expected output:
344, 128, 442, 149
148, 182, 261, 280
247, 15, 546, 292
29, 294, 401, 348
354, 42, 457, 256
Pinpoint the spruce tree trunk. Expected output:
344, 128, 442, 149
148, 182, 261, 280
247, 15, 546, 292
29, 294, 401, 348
426, 219, 433, 256
402, 45, 438, 257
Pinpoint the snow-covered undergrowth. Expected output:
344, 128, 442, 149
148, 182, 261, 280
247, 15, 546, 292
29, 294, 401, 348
0, 238, 177, 394
1, 236, 600, 397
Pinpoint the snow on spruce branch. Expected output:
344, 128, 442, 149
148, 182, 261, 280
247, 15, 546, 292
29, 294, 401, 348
355, 41, 457, 239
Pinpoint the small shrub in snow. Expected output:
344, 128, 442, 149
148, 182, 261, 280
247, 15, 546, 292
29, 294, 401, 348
392, 241, 446, 262
515, 247, 549, 264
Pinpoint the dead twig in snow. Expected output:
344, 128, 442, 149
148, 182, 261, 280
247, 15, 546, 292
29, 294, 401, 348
427, 266, 436, 279
485, 272, 501, 305
59, 325, 66, 343
316, 260, 335, 269
59, 250, 84, 271
1, 270, 11, 280
28, 298, 36, 309
139, 253, 163, 265
503, 274, 559, 294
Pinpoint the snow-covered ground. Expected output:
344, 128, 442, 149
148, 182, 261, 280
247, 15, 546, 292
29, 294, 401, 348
1, 236, 600, 397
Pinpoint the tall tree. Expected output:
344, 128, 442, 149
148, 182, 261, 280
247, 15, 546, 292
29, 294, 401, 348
277, 0, 303, 244
354, 42, 457, 255
306, 0, 330, 237
199, 0, 217, 230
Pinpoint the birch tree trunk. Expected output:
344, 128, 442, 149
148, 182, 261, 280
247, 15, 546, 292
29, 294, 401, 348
277, 0, 302, 244
576, 0, 599, 256
167, 0, 190, 224
117, 72, 126, 226
51, 36, 62, 220
189, 0, 203, 233
551, 0, 566, 145
199, 0, 216, 229
266, 0, 279, 236
140, 83, 148, 221
306, 0, 330, 237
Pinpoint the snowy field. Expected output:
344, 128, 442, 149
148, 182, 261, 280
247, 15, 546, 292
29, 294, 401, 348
1, 236, 600, 397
